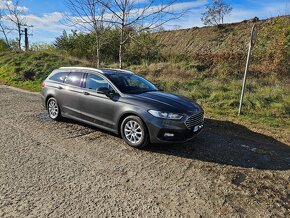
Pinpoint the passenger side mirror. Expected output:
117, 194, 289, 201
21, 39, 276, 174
97, 87, 113, 98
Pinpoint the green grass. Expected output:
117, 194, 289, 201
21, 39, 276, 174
180, 79, 289, 127
0, 51, 88, 91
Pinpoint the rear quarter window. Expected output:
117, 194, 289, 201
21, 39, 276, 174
49, 72, 69, 83
65, 72, 84, 87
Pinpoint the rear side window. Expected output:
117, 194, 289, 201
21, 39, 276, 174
65, 72, 84, 87
49, 72, 69, 83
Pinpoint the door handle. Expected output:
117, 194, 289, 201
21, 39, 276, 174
83, 91, 90, 96
58, 86, 63, 90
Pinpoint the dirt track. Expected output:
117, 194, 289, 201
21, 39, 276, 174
0, 85, 289, 217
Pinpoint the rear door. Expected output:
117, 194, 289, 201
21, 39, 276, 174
58, 71, 85, 117
44, 71, 69, 107
79, 73, 117, 129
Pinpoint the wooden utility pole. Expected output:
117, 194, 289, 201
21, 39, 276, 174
21, 25, 33, 51
24, 28, 29, 51
238, 24, 256, 115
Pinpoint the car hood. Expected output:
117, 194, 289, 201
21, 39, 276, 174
126, 91, 202, 114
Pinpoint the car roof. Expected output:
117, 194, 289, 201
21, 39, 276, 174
58, 67, 134, 75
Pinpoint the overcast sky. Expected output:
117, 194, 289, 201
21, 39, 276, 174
0, 0, 289, 44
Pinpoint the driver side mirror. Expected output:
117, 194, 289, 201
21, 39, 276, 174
97, 87, 114, 98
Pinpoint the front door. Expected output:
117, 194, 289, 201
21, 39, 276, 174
79, 73, 117, 129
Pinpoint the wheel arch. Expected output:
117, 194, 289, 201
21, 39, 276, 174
118, 112, 148, 136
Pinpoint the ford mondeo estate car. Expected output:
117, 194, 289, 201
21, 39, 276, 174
41, 67, 204, 148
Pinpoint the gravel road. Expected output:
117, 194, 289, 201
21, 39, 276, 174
0, 85, 289, 217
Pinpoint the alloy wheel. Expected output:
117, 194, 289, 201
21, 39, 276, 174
48, 100, 59, 119
124, 120, 143, 144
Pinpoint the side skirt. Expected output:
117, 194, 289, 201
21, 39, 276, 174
62, 113, 119, 135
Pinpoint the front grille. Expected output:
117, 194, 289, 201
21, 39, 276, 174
185, 112, 204, 129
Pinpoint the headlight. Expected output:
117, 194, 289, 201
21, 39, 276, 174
148, 110, 183, 120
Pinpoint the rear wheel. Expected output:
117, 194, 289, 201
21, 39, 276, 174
121, 116, 149, 148
47, 97, 62, 121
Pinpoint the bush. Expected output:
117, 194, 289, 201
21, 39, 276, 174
124, 33, 162, 65
54, 29, 162, 66
0, 39, 9, 52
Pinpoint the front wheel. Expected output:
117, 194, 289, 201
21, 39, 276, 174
47, 97, 62, 121
121, 116, 149, 148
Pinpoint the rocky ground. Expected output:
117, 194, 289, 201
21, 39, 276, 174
0, 86, 289, 217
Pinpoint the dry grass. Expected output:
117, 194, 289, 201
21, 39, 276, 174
155, 16, 290, 78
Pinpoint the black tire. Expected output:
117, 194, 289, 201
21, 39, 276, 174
121, 115, 149, 148
47, 97, 62, 121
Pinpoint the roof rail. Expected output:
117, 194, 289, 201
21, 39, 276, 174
58, 67, 134, 74
59, 67, 103, 73
100, 68, 134, 74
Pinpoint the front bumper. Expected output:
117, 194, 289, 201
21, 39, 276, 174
143, 113, 204, 144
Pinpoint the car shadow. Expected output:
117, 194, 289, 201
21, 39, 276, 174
144, 118, 290, 171
46, 114, 290, 171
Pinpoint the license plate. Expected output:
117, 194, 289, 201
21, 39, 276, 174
193, 126, 199, 132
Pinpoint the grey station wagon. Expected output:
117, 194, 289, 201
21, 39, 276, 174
41, 67, 204, 148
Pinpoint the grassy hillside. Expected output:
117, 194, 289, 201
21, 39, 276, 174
0, 16, 289, 133
155, 16, 290, 78
0, 51, 88, 91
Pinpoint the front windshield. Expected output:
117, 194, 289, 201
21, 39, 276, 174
105, 73, 158, 94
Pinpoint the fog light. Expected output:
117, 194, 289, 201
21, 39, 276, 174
164, 133, 174, 137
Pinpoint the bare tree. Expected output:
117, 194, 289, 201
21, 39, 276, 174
201, 0, 232, 26
97, 0, 184, 68
64, 0, 109, 68
5, 0, 27, 50
0, 6, 10, 47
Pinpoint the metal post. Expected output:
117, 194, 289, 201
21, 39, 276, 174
238, 24, 256, 115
